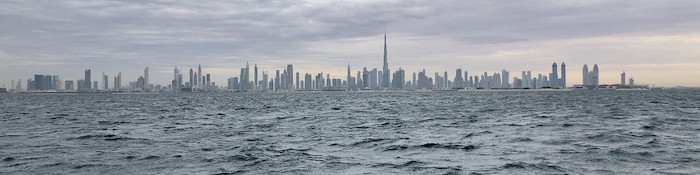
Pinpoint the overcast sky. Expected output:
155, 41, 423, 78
1, 0, 700, 88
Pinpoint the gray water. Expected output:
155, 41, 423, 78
1, 90, 699, 174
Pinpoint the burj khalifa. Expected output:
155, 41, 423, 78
381, 30, 390, 88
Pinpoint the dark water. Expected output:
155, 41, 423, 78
1, 90, 699, 174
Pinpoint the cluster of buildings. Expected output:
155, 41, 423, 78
172, 65, 217, 92
3, 32, 651, 93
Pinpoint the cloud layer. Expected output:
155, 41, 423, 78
1, 0, 699, 87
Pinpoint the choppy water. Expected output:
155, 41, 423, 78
1, 90, 699, 174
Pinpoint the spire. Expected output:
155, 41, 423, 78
382, 28, 389, 88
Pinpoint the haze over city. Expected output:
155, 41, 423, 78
2, 0, 700, 87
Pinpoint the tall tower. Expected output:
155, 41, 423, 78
621, 72, 626, 85
84, 69, 91, 90
347, 64, 351, 90
197, 64, 202, 88
173, 67, 179, 82
103, 72, 108, 90
582, 64, 589, 86
144, 67, 150, 89
245, 62, 250, 90
551, 62, 558, 87
561, 62, 566, 88
116, 72, 121, 91
501, 69, 509, 88
287, 64, 294, 90
189, 68, 194, 87
592, 64, 599, 86
254, 64, 258, 90
382, 29, 390, 88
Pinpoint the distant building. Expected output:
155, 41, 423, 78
65, 80, 74, 91
84, 69, 91, 90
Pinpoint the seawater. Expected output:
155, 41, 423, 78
1, 90, 699, 174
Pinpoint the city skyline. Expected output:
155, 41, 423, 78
0, 29, 667, 91
0, 31, 673, 90
2, 1, 700, 87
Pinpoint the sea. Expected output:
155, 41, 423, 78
1, 90, 699, 174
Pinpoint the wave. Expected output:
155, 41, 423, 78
383, 143, 478, 152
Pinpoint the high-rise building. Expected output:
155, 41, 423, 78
262, 71, 268, 90
583, 64, 589, 86
103, 73, 109, 90
296, 72, 300, 90
274, 70, 280, 91
347, 64, 352, 90
305, 73, 312, 90
65, 80, 74, 91
561, 62, 566, 88
173, 67, 181, 91
206, 74, 211, 89
144, 67, 150, 90
286, 64, 293, 90
381, 30, 390, 88
33, 75, 46, 90
84, 69, 91, 90
240, 63, 250, 91
197, 64, 202, 88
254, 64, 258, 90
621, 72, 626, 85
551, 62, 559, 88
592, 64, 599, 86
412, 72, 417, 90
454, 69, 463, 89
115, 72, 122, 91
501, 69, 509, 88
52, 75, 59, 90
392, 68, 405, 89
443, 71, 448, 89
465, 71, 470, 88
189, 68, 194, 88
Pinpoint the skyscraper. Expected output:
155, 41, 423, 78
189, 68, 194, 88
551, 62, 559, 88
245, 62, 250, 90
443, 71, 448, 89
412, 72, 417, 90
144, 67, 149, 90
501, 69, 509, 88
296, 72, 300, 90
287, 64, 294, 90
84, 69, 91, 90
197, 64, 202, 88
583, 64, 589, 86
347, 64, 351, 90
275, 70, 280, 91
206, 73, 211, 89
454, 68, 463, 89
103, 72, 108, 90
592, 64, 599, 86
254, 64, 258, 90
262, 71, 268, 90
114, 72, 122, 91
173, 67, 181, 91
381, 30, 390, 88
621, 72, 626, 85
561, 62, 566, 88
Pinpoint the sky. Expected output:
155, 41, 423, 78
1, 0, 700, 88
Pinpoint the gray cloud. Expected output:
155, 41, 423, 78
1, 0, 699, 87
